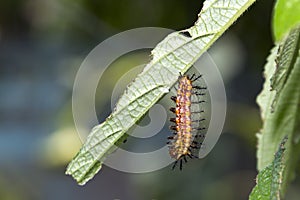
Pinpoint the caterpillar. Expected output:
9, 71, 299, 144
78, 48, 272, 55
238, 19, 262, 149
167, 73, 206, 170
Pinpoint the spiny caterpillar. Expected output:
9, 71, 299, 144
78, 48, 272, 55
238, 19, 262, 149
167, 73, 206, 170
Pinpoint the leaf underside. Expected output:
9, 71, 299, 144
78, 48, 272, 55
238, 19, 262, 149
66, 0, 256, 185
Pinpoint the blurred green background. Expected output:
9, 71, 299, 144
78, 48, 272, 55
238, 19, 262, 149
1, 0, 300, 199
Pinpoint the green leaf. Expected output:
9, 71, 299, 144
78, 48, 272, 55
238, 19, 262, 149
249, 136, 287, 200
256, 24, 300, 194
66, 0, 256, 185
270, 25, 300, 108
273, 0, 300, 41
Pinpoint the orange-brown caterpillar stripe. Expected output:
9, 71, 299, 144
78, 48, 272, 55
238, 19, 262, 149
169, 75, 193, 160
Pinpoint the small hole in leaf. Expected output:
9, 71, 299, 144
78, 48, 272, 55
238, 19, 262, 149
180, 31, 192, 38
